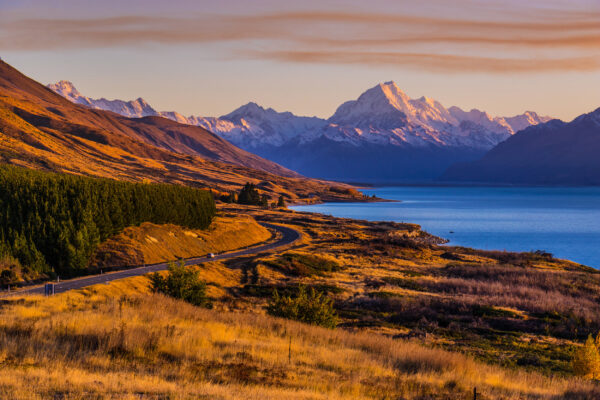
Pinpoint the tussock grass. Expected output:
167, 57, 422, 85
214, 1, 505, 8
223, 205, 600, 376
0, 279, 595, 399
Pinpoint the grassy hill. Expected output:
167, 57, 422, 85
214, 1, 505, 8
91, 215, 272, 270
1, 276, 596, 399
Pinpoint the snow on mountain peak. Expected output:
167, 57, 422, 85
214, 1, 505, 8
48, 80, 83, 102
215, 102, 327, 147
503, 111, 552, 133
377, 81, 410, 103
47, 78, 553, 152
222, 102, 270, 122
47, 81, 158, 118
330, 81, 460, 132
329, 82, 413, 128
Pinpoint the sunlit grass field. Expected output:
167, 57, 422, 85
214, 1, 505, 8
0, 277, 595, 400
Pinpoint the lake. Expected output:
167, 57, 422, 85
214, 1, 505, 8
291, 186, 600, 268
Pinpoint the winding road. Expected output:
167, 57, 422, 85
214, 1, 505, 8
5, 223, 300, 297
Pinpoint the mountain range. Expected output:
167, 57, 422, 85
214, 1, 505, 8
0, 60, 362, 202
48, 80, 551, 182
442, 108, 600, 185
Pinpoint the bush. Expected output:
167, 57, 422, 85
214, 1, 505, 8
149, 261, 212, 307
219, 192, 237, 203
573, 333, 600, 379
267, 285, 338, 328
0, 268, 19, 286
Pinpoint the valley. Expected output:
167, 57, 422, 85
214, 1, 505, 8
0, 9, 598, 395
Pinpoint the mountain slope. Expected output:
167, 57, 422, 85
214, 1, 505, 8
0, 60, 360, 202
44, 80, 297, 177
441, 108, 600, 185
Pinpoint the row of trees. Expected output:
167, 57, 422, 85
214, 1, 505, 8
0, 166, 216, 278
220, 183, 286, 208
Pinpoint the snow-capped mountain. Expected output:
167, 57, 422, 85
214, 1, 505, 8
323, 82, 550, 149
202, 102, 327, 148
48, 80, 552, 181
47, 81, 159, 118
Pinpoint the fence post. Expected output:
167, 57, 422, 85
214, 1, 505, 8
44, 283, 55, 296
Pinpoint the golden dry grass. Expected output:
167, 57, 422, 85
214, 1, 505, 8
216, 204, 600, 377
91, 215, 272, 269
0, 277, 596, 400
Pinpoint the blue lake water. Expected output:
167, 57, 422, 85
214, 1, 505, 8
291, 186, 600, 268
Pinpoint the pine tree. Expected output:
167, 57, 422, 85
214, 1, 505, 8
277, 195, 286, 208
0, 165, 216, 278
237, 183, 261, 205
260, 194, 269, 208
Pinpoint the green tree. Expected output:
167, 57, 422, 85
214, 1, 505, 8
237, 183, 262, 205
267, 285, 338, 328
277, 195, 286, 208
0, 165, 216, 278
260, 194, 269, 208
149, 260, 211, 307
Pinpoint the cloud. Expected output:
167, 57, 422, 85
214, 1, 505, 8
1, 9, 599, 73
247, 50, 600, 73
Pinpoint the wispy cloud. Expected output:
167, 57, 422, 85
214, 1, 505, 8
2, 8, 599, 73
248, 50, 600, 73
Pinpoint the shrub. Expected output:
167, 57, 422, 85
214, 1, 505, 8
219, 192, 237, 203
0, 268, 19, 286
263, 253, 342, 277
267, 285, 338, 328
328, 186, 360, 197
149, 261, 211, 307
260, 194, 269, 208
277, 195, 286, 208
573, 333, 600, 379
382, 276, 426, 292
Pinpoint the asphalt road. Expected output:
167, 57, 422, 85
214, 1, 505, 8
5, 223, 300, 297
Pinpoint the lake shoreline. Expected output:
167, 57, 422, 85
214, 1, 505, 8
291, 185, 600, 268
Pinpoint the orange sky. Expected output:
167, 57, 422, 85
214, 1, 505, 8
1, 0, 599, 120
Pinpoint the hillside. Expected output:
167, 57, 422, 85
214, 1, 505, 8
0, 60, 361, 202
0, 61, 296, 177
441, 108, 600, 185
91, 215, 272, 270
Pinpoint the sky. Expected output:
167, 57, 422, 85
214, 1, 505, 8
0, 0, 599, 121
